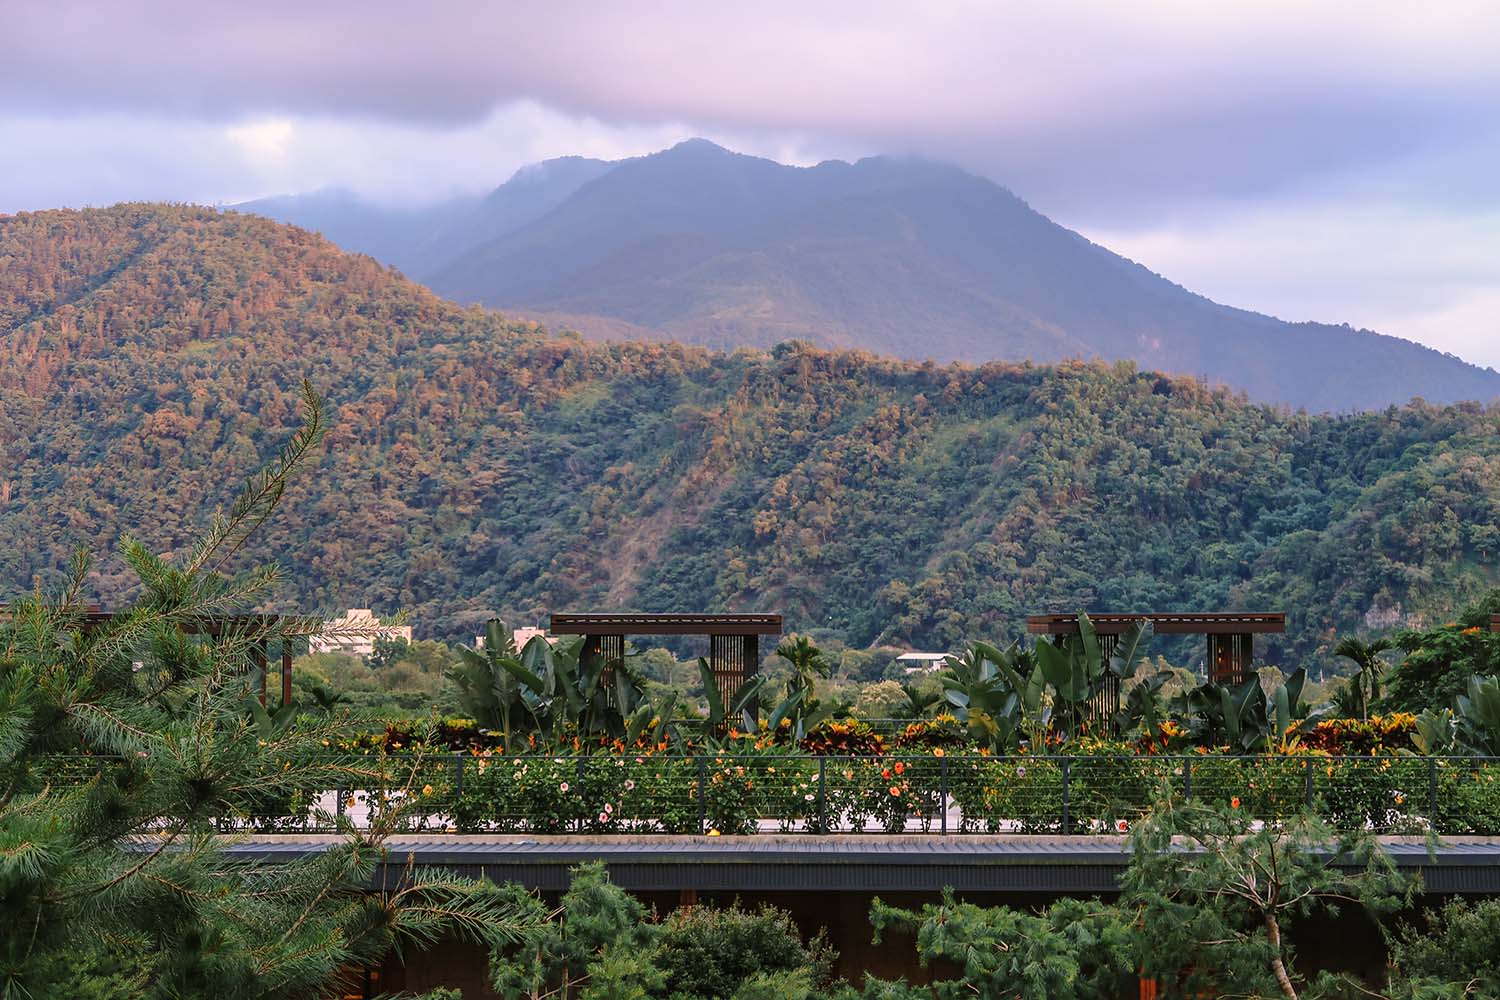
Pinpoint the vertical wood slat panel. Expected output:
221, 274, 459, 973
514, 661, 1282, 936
709, 634, 760, 727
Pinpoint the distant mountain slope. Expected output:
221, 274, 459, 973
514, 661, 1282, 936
236, 155, 612, 277
421, 140, 1499, 412
4, 205, 1500, 667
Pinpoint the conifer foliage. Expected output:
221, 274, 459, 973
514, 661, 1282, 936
0, 383, 529, 999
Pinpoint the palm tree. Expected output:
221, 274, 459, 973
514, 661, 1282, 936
1333, 636, 1394, 720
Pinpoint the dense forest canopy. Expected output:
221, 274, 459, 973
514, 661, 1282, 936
3, 204, 1499, 670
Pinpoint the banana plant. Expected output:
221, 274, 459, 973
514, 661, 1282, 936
1034, 613, 1153, 739
940, 640, 1043, 752
1455, 675, 1500, 757
244, 694, 299, 737
448, 619, 524, 748
698, 657, 767, 734
1175, 667, 1324, 753
450, 618, 671, 749
1411, 708, 1457, 755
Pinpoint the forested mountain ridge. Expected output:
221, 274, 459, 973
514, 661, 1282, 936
3, 204, 1499, 669
240, 139, 1500, 412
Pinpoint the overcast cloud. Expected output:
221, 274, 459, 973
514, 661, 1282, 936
2, 1, 1497, 366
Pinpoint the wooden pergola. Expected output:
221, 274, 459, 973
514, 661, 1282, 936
0, 604, 302, 706
1025, 612, 1286, 686
549, 613, 783, 711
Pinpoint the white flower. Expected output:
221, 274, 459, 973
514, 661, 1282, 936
624, 780, 636, 791
804, 793, 815, 802
559, 782, 569, 793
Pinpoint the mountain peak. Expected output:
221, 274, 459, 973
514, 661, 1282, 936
240, 140, 1500, 412
663, 137, 732, 156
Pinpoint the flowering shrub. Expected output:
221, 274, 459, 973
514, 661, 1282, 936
799, 720, 885, 756
891, 714, 972, 752
1302, 714, 1418, 755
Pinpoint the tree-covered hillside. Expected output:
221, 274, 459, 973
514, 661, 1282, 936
3, 205, 1498, 668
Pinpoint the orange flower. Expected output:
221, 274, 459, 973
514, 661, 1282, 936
933, 748, 945, 758
890, 785, 902, 797
894, 762, 906, 775
1230, 796, 1242, 809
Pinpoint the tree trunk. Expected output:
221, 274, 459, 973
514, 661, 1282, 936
1264, 912, 1298, 999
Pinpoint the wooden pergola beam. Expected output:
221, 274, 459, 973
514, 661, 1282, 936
1026, 612, 1286, 635
550, 613, 783, 637
1026, 612, 1285, 687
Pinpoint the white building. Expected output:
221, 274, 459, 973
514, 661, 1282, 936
896, 652, 949, 675
475, 626, 556, 651
309, 609, 412, 657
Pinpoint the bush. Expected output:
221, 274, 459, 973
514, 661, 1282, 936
799, 720, 885, 756
1302, 714, 1418, 755
890, 714, 972, 752
1391, 898, 1500, 995
655, 902, 835, 1000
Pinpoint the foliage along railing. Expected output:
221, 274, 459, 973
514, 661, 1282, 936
207, 753, 1500, 838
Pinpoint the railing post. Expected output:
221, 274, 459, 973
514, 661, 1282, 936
940, 755, 949, 836
1182, 757, 1192, 801
817, 756, 828, 834
697, 755, 708, 835
1304, 757, 1315, 808
1060, 759, 1072, 833
452, 753, 464, 800
575, 757, 586, 833
1428, 756, 1439, 826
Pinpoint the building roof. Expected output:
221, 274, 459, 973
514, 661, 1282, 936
1026, 613, 1285, 636
222, 833, 1500, 896
549, 613, 783, 636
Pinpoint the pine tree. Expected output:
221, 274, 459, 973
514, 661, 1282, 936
0, 383, 531, 998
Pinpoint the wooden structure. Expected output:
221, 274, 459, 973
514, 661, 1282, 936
1026, 612, 1286, 687
1491, 614, 1499, 632
549, 613, 783, 713
0, 604, 302, 706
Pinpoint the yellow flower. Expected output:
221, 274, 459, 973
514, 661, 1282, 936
421, 784, 434, 796
707, 829, 721, 837
933, 748, 945, 757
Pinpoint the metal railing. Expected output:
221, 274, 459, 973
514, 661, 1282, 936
174, 753, 1500, 837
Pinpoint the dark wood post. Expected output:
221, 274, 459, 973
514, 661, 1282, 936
281, 643, 294, 707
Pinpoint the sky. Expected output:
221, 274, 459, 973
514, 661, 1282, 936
3, 1, 1498, 367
